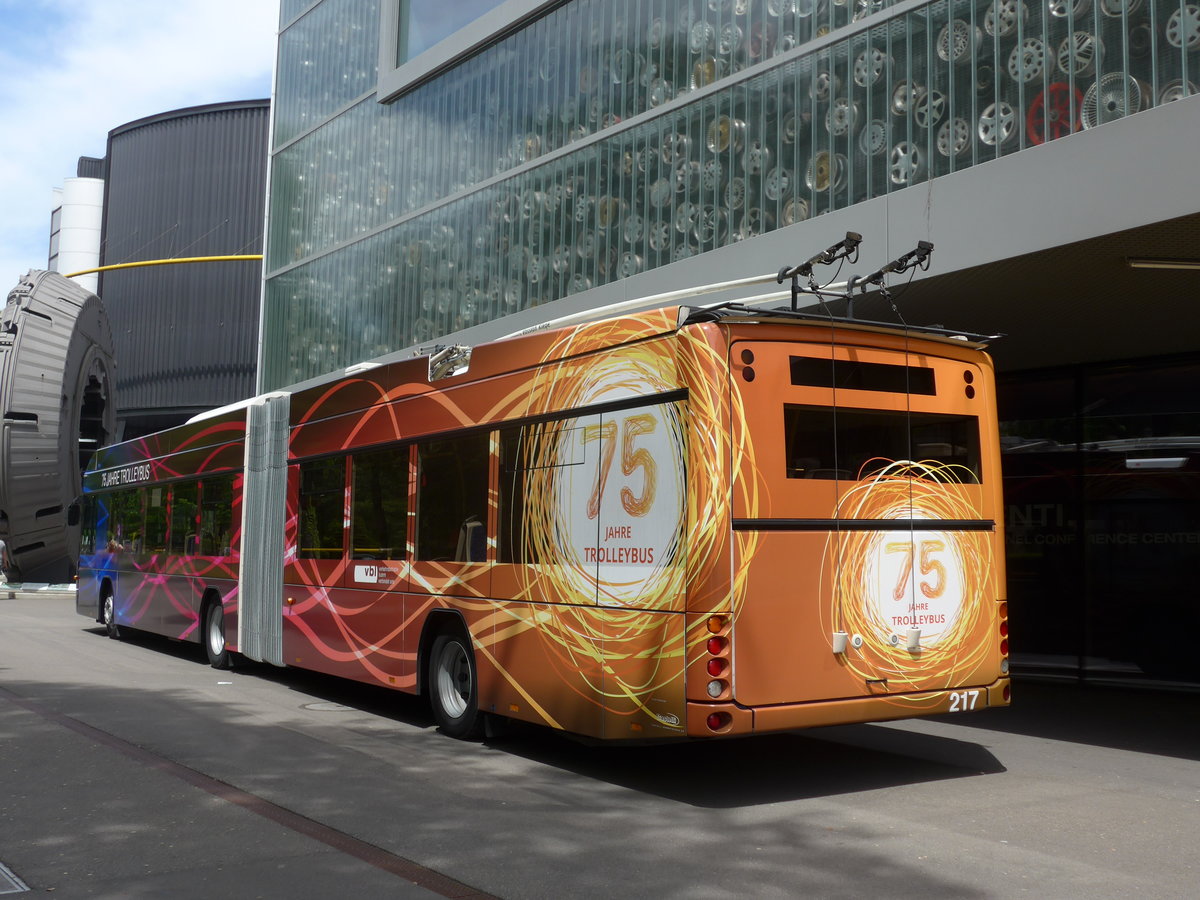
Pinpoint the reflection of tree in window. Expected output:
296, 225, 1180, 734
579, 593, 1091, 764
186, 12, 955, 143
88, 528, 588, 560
106, 489, 143, 551
417, 433, 489, 561
145, 487, 168, 552
299, 457, 345, 559
169, 482, 199, 554
200, 475, 235, 556
353, 445, 408, 559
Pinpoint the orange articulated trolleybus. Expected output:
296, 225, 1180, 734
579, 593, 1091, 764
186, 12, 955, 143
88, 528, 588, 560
77, 244, 1010, 741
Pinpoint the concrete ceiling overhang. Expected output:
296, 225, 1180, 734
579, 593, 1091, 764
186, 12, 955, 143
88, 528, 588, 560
837, 211, 1200, 374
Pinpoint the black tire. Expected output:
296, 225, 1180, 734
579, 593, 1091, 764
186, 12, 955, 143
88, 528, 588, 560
101, 591, 121, 640
428, 632, 483, 739
204, 601, 231, 669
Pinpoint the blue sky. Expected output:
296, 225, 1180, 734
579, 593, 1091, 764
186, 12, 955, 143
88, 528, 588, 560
0, 0, 279, 285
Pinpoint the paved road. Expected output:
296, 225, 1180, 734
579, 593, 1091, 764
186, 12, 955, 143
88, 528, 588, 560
2, 592, 1197, 899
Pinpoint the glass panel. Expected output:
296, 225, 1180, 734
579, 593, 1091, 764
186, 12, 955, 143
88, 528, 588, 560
200, 475, 235, 556
169, 482, 199, 554
267, 0, 1197, 389
144, 487, 168, 553
416, 433, 490, 561
784, 405, 982, 481
299, 457, 346, 559
105, 489, 144, 553
400, 1, 505, 62
352, 445, 410, 559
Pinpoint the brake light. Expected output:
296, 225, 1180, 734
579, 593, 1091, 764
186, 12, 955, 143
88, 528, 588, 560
707, 712, 731, 731
703, 614, 731, 700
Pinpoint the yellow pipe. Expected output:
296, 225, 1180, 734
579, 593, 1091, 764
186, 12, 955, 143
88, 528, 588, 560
64, 255, 263, 278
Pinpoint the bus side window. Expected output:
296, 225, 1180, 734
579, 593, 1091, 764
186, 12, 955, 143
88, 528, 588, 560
416, 433, 489, 562
200, 474, 235, 556
499, 420, 581, 564
299, 457, 346, 560
169, 482, 199, 555
108, 488, 144, 552
80, 496, 98, 555
351, 445, 409, 560
144, 487, 168, 553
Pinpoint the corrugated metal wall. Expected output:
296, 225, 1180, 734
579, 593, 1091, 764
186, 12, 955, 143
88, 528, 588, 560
100, 101, 268, 437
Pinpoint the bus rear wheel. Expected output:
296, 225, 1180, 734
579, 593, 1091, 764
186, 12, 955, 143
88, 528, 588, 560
428, 632, 483, 740
102, 592, 121, 640
204, 601, 231, 669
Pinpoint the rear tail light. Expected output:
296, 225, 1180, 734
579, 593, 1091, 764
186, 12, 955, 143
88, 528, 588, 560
707, 712, 731, 732
703, 614, 731, 700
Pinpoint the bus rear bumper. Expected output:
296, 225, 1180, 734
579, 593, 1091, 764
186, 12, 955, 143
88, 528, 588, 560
687, 677, 1011, 738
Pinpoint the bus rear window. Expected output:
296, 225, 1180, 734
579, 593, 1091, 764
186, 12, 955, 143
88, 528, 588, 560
790, 356, 936, 395
784, 405, 982, 482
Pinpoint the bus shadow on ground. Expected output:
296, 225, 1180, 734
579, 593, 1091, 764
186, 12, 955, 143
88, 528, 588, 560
90, 626, 1005, 808
490, 725, 1005, 808
936, 679, 1200, 762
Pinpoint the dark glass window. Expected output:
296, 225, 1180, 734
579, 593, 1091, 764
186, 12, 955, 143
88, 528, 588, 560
80, 495, 98, 555
144, 487, 168, 553
416, 433, 489, 562
499, 420, 580, 564
169, 482, 199, 554
790, 357, 936, 395
784, 406, 981, 482
352, 445, 409, 559
200, 475, 235, 556
105, 489, 143, 553
299, 457, 346, 560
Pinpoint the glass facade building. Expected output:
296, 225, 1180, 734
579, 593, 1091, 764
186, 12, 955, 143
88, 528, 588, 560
266, 0, 1198, 386
266, 0, 1200, 686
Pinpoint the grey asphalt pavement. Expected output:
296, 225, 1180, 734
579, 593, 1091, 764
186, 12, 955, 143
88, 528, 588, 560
2, 589, 1197, 899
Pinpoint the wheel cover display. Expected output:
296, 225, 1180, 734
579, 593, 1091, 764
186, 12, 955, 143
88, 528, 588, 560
763, 166, 792, 200
860, 118, 888, 155
1057, 32, 1102, 78
782, 197, 810, 226
1027, 83, 1082, 144
826, 98, 861, 136
938, 19, 981, 64
1082, 74, 1145, 128
1008, 37, 1046, 83
937, 117, 971, 156
913, 89, 947, 128
854, 47, 890, 87
1, 271, 115, 583
889, 142, 924, 185
891, 80, 926, 116
985, 0, 1027, 37
1166, 5, 1200, 49
805, 151, 846, 191
810, 70, 840, 103
1158, 79, 1196, 104
979, 101, 1018, 145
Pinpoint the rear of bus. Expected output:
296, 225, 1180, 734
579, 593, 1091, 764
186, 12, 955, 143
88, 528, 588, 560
692, 319, 1009, 736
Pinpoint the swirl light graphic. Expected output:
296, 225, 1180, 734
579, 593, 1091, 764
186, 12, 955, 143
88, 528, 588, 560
822, 459, 994, 694
505, 317, 755, 719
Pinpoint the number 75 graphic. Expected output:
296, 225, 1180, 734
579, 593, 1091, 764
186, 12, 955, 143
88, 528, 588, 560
582, 414, 658, 519
885, 539, 947, 601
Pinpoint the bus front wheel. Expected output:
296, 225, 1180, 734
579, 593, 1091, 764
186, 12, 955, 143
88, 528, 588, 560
428, 632, 483, 740
204, 601, 231, 669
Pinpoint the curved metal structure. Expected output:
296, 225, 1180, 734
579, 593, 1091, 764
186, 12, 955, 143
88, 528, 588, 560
0, 270, 115, 582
